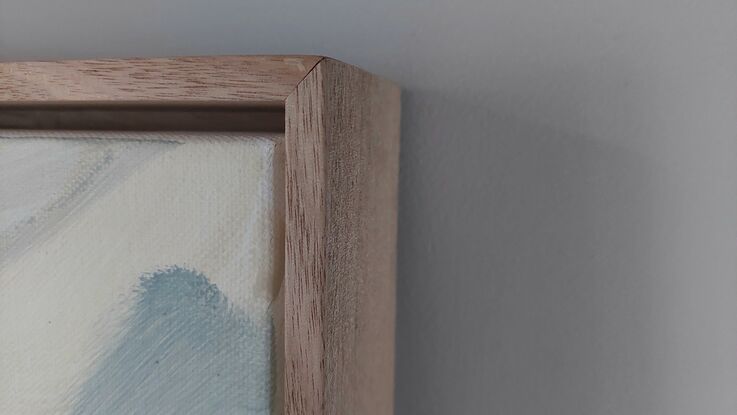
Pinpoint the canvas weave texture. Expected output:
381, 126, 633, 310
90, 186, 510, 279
0, 131, 283, 415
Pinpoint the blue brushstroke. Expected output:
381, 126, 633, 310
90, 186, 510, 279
73, 267, 272, 415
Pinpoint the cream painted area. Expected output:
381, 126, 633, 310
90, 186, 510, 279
0, 131, 283, 414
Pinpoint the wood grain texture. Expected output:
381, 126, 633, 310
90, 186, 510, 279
285, 58, 401, 415
0, 56, 322, 107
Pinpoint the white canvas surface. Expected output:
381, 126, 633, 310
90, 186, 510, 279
0, 131, 283, 414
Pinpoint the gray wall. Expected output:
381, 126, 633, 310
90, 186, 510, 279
2, 0, 737, 413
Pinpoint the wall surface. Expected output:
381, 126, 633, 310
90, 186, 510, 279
2, 0, 737, 413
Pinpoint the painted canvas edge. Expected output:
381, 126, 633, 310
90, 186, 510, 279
284, 58, 401, 415
0, 131, 285, 414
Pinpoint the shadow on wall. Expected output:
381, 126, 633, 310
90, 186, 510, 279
395, 88, 662, 414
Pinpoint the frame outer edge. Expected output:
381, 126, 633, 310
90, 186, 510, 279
284, 59, 401, 415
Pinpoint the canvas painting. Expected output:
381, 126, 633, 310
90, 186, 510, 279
0, 131, 283, 414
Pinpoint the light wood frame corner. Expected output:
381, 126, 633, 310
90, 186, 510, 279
0, 55, 401, 415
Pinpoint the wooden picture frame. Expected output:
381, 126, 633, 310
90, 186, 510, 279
0, 56, 400, 415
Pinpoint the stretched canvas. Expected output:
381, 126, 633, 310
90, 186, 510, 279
0, 131, 284, 414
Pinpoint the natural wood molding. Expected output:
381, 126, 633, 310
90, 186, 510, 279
0, 56, 322, 107
285, 58, 401, 415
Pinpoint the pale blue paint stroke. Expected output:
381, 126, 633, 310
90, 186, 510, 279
73, 267, 272, 415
